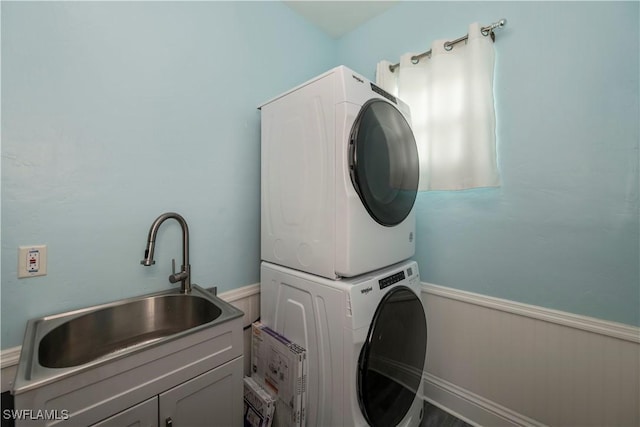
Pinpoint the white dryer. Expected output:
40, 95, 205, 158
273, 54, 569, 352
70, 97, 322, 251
260, 66, 420, 279
260, 260, 427, 427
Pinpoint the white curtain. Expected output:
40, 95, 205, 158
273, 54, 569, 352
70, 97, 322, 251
377, 23, 500, 191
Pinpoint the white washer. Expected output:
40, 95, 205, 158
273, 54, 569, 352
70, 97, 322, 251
260, 260, 427, 427
260, 66, 420, 279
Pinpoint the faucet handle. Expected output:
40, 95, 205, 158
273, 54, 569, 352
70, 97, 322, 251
169, 258, 188, 284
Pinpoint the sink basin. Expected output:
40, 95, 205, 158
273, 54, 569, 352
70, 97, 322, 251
39, 293, 222, 368
14, 285, 243, 392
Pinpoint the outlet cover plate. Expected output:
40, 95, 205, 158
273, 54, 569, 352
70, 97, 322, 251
18, 245, 47, 278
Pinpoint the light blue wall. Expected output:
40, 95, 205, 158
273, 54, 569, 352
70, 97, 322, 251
338, 1, 640, 326
2, 1, 638, 351
1, 1, 336, 349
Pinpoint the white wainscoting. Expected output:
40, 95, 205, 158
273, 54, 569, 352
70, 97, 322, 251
3, 282, 638, 427
0, 346, 21, 393
422, 283, 640, 427
220, 283, 261, 376
0, 284, 261, 393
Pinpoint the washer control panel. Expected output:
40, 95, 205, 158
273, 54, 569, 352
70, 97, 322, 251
378, 270, 406, 289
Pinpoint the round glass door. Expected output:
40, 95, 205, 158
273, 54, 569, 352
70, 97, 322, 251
349, 99, 419, 226
357, 287, 427, 427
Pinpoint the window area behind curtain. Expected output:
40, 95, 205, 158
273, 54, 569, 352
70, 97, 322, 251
377, 23, 500, 191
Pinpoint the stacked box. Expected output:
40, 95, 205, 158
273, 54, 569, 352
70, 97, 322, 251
243, 376, 277, 427
251, 322, 307, 427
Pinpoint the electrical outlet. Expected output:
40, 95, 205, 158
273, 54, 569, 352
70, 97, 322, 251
18, 245, 47, 278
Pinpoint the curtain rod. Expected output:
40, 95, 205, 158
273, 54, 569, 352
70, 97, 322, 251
389, 18, 507, 72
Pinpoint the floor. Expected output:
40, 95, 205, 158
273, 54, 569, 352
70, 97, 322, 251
421, 401, 473, 427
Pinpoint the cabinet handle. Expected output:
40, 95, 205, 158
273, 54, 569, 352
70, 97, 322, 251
166, 417, 173, 427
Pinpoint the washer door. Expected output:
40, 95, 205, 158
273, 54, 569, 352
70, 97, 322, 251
357, 286, 427, 427
349, 99, 419, 227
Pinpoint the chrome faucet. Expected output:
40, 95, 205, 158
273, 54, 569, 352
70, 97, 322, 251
141, 212, 192, 293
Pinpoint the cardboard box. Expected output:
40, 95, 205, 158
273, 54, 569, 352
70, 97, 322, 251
251, 322, 307, 427
243, 376, 276, 427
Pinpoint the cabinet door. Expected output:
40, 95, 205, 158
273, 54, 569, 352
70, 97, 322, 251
159, 357, 243, 427
90, 396, 158, 427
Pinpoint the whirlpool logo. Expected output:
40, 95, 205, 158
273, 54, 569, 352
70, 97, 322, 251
352, 74, 364, 84
360, 286, 373, 295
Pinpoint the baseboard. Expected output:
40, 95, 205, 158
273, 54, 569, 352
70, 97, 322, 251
423, 373, 545, 427
0, 283, 261, 393
421, 282, 640, 427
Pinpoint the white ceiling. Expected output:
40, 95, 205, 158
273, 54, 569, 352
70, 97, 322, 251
283, 1, 398, 39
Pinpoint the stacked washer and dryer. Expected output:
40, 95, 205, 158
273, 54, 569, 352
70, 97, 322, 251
259, 66, 427, 427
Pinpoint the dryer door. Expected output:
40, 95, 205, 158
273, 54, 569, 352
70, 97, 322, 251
357, 286, 427, 427
349, 99, 419, 227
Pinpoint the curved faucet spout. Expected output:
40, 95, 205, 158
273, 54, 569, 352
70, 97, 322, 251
140, 212, 191, 293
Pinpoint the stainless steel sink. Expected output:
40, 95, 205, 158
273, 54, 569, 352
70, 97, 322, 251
15, 285, 243, 392
39, 293, 222, 368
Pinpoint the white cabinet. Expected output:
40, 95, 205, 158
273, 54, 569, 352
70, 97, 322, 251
160, 358, 243, 427
14, 316, 244, 427
89, 357, 243, 427
90, 397, 157, 427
